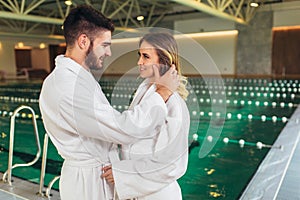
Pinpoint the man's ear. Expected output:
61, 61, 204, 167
77, 34, 90, 50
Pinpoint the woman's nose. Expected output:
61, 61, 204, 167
137, 57, 143, 65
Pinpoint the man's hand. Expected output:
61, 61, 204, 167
153, 64, 179, 92
101, 165, 114, 184
153, 64, 179, 102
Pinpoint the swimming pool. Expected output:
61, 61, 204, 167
0, 77, 298, 199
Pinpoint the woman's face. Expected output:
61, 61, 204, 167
137, 41, 160, 79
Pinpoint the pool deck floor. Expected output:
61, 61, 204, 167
240, 105, 300, 200
0, 172, 60, 200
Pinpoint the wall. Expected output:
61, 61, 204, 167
234, 1, 300, 76
0, 35, 61, 77
173, 1, 300, 76
104, 37, 140, 75
173, 17, 237, 75
31, 48, 51, 72
174, 17, 235, 33
105, 31, 237, 76
0, 40, 16, 76
236, 11, 273, 75
272, 27, 300, 76
181, 31, 237, 75
274, 9, 300, 27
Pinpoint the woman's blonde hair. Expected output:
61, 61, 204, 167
139, 32, 189, 100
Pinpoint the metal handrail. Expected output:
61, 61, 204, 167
2, 105, 41, 186
38, 133, 61, 197
46, 175, 60, 197
38, 133, 48, 196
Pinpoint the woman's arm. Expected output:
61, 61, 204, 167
109, 96, 190, 199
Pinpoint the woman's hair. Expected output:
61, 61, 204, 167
139, 32, 189, 100
63, 5, 114, 47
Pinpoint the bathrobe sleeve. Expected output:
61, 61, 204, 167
112, 94, 190, 199
58, 68, 168, 145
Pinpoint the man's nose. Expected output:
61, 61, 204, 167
106, 47, 112, 56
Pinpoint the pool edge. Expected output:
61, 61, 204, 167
240, 105, 300, 199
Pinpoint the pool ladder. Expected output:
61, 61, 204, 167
2, 105, 41, 185
1, 105, 61, 197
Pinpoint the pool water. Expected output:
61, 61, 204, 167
0, 77, 298, 199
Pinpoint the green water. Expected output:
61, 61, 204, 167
0, 77, 298, 199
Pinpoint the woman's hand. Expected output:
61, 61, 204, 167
101, 165, 115, 184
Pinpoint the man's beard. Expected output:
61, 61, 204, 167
85, 43, 103, 70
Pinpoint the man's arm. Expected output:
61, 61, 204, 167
61, 65, 179, 145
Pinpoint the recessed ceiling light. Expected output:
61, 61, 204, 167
250, 2, 259, 7
65, 1, 72, 6
137, 15, 144, 21
39, 43, 46, 49
18, 42, 24, 48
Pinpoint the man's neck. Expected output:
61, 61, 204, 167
65, 50, 90, 72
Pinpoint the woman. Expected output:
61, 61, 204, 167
103, 32, 190, 200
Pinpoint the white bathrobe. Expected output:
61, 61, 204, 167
112, 80, 190, 200
39, 55, 169, 200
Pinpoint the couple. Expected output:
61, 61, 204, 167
39, 5, 190, 200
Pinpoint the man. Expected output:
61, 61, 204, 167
39, 5, 179, 200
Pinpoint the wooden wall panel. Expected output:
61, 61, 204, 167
272, 28, 300, 76
15, 49, 32, 69
49, 45, 66, 71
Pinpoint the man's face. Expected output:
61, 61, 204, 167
84, 30, 112, 70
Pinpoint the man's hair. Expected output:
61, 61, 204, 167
63, 5, 114, 46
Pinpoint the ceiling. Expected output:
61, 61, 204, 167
0, 0, 296, 42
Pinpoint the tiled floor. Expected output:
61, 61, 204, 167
0, 189, 27, 200
0, 173, 60, 200
276, 127, 300, 199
